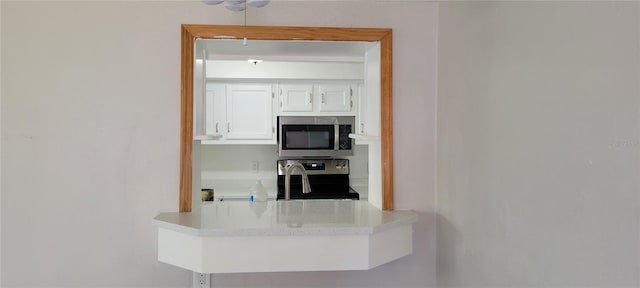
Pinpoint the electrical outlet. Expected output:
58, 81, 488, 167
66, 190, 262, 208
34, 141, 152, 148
251, 160, 259, 173
193, 272, 210, 288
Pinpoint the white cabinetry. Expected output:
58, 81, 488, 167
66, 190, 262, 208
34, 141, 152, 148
356, 83, 367, 135
204, 83, 276, 144
205, 84, 225, 137
193, 41, 219, 140
318, 83, 353, 112
351, 83, 380, 144
226, 84, 274, 140
277, 82, 358, 116
279, 84, 313, 112
350, 43, 381, 144
318, 84, 355, 112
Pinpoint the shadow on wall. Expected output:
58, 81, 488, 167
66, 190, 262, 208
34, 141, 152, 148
436, 213, 464, 288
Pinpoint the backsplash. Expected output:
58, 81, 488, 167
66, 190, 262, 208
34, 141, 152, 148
200, 144, 369, 186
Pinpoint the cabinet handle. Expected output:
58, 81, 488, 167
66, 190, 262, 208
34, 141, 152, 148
215, 122, 219, 133
227, 122, 231, 133
321, 93, 326, 104
360, 123, 365, 133
309, 93, 313, 104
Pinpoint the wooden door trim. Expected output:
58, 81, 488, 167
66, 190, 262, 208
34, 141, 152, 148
180, 25, 393, 212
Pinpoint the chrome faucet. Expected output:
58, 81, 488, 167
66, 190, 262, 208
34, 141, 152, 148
284, 162, 311, 200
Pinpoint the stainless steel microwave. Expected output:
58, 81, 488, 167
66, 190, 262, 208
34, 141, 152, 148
278, 116, 355, 157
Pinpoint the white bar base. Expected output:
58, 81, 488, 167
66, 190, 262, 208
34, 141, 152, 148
159, 224, 412, 273
154, 200, 417, 273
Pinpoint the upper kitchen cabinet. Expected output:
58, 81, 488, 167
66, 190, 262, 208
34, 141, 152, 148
203, 82, 276, 144
318, 83, 353, 112
193, 40, 220, 141
278, 82, 358, 116
199, 39, 380, 143
226, 84, 274, 140
279, 84, 314, 112
351, 43, 381, 144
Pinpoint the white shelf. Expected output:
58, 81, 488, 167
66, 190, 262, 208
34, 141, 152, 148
348, 133, 380, 143
193, 134, 223, 141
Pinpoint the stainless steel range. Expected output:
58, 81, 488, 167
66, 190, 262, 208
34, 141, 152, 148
277, 159, 359, 200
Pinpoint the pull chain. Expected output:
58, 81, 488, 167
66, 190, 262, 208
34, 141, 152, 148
243, 0, 248, 46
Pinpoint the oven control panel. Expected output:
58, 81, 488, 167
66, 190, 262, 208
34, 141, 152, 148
277, 159, 349, 175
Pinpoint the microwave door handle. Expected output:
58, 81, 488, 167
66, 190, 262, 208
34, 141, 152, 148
334, 124, 340, 151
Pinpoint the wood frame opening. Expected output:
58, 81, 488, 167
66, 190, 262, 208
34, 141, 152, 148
179, 25, 393, 212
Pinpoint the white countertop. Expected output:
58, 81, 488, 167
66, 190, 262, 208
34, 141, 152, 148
153, 200, 417, 237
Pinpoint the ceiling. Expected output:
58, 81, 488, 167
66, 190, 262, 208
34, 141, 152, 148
201, 39, 375, 62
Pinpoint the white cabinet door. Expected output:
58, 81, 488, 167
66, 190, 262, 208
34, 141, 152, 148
193, 41, 207, 138
205, 83, 226, 137
352, 43, 381, 143
356, 83, 367, 135
318, 84, 352, 112
280, 84, 313, 112
226, 84, 274, 140
205, 90, 215, 135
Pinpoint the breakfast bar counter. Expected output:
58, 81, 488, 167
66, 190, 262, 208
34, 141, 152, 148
152, 200, 418, 273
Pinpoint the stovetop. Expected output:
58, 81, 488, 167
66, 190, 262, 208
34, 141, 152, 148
276, 159, 359, 200
276, 174, 359, 200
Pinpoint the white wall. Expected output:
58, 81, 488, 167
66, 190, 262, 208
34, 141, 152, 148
0, 2, 3, 285
1, 1, 438, 287
437, 2, 640, 287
